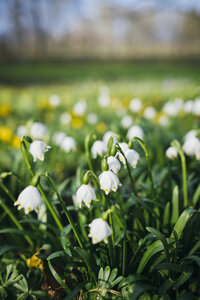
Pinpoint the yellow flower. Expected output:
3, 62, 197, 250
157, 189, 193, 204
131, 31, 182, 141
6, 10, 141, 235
0, 127, 13, 143
26, 251, 43, 271
71, 117, 83, 129
12, 136, 21, 148
0, 104, 12, 117
97, 122, 107, 134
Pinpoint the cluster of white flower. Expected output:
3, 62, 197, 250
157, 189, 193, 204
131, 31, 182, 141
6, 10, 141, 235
17, 122, 49, 141
52, 131, 76, 153
163, 97, 200, 117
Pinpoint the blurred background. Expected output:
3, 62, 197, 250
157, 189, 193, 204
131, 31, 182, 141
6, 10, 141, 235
0, 0, 200, 62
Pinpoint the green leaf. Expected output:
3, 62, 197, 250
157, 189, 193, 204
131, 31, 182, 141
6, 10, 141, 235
153, 263, 183, 273
171, 185, 179, 224
170, 208, 196, 240
47, 251, 66, 260
192, 184, 200, 207
0, 246, 24, 256
173, 266, 193, 289
103, 266, 111, 282
137, 240, 164, 274
62, 282, 86, 300
48, 260, 71, 294
184, 255, 200, 267
163, 202, 170, 228
132, 284, 157, 300
146, 227, 170, 262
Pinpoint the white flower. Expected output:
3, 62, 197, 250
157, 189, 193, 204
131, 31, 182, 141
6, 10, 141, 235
99, 171, 121, 194
49, 94, 60, 107
87, 113, 98, 124
163, 102, 178, 117
30, 122, 48, 140
184, 130, 197, 140
29, 140, 51, 162
143, 107, 156, 120
117, 142, 129, 164
17, 125, 27, 137
107, 156, 121, 174
103, 131, 118, 145
120, 115, 133, 129
158, 115, 169, 126
182, 135, 200, 159
127, 125, 144, 140
61, 136, 76, 153
124, 149, 140, 168
73, 100, 87, 116
76, 184, 98, 208
183, 100, 193, 113
129, 98, 142, 113
91, 140, 107, 158
52, 131, 66, 146
98, 92, 110, 107
88, 218, 112, 244
60, 112, 72, 125
165, 146, 178, 160
14, 185, 42, 214
192, 98, 200, 116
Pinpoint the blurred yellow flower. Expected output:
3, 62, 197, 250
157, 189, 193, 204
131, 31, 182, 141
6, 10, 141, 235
26, 251, 43, 271
71, 117, 83, 129
97, 122, 107, 134
37, 98, 52, 110
0, 127, 13, 143
0, 104, 12, 117
12, 136, 21, 148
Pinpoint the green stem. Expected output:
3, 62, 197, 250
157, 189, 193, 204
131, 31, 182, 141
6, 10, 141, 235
0, 180, 16, 202
20, 140, 63, 231
0, 199, 33, 247
116, 144, 137, 196
46, 172, 83, 248
109, 212, 116, 266
131, 137, 156, 201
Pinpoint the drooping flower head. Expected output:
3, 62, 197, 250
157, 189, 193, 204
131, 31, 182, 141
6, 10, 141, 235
107, 156, 121, 174
124, 149, 140, 168
61, 136, 76, 153
52, 131, 66, 146
29, 140, 51, 162
76, 184, 98, 208
127, 125, 144, 140
88, 218, 112, 244
91, 140, 107, 158
14, 185, 42, 214
30, 122, 48, 140
165, 146, 178, 160
129, 98, 142, 113
99, 170, 121, 195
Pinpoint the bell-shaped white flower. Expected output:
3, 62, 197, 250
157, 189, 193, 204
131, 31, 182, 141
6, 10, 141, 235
103, 131, 118, 145
98, 92, 110, 107
14, 185, 42, 214
165, 146, 178, 160
61, 136, 76, 153
182, 135, 200, 159
143, 107, 156, 120
30, 122, 48, 140
91, 140, 107, 158
183, 100, 193, 113
49, 94, 60, 107
129, 98, 142, 113
87, 113, 98, 124
127, 125, 144, 140
60, 112, 72, 125
76, 184, 98, 208
120, 115, 133, 129
17, 125, 27, 137
124, 149, 140, 168
29, 140, 51, 162
52, 131, 66, 146
99, 171, 121, 194
107, 156, 121, 174
73, 99, 87, 116
193, 98, 200, 116
117, 142, 129, 164
88, 218, 112, 244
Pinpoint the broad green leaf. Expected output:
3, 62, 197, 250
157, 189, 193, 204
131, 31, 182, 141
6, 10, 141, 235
184, 255, 200, 267
170, 208, 196, 240
137, 240, 164, 274
0, 246, 24, 256
48, 260, 71, 294
103, 266, 111, 282
47, 250, 66, 260
173, 266, 193, 289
